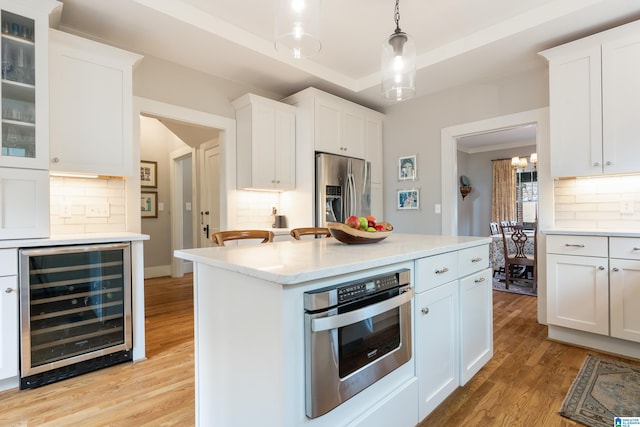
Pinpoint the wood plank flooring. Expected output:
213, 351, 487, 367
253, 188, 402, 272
0, 276, 636, 426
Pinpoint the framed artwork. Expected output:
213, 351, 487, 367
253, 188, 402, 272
398, 155, 417, 181
397, 189, 420, 210
140, 160, 157, 188
141, 192, 158, 218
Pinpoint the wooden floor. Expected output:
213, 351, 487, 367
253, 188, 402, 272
0, 276, 636, 426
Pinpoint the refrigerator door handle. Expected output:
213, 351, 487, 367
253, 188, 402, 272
347, 173, 356, 218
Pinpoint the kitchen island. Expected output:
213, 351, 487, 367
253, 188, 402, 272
175, 233, 492, 427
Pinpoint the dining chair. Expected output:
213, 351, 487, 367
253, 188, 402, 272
290, 227, 331, 240
489, 222, 500, 235
500, 224, 536, 292
212, 230, 274, 246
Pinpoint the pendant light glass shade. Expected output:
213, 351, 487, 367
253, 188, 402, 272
381, 1, 416, 101
275, 0, 321, 59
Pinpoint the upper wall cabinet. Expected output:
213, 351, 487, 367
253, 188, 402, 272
49, 29, 142, 177
541, 20, 640, 178
284, 88, 368, 159
233, 93, 296, 191
0, 0, 60, 170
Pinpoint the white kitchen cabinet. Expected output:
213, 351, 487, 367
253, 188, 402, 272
49, 29, 142, 176
459, 267, 493, 385
0, 248, 18, 383
0, 0, 59, 170
314, 95, 365, 158
541, 20, 640, 177
546, 235, 609, 335
415, 280, 459, 419
0, 167, 49, 238
233, 94, 296, 191
414, 244, 491, 418
609, 237, 640, 343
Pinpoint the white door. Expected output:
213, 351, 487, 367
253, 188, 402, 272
198, 142, 220, 247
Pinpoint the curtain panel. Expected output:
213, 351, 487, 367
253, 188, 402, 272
491, 159, 516, 222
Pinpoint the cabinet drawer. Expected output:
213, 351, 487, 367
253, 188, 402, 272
458, 244, 489, 277
610, 237, 640, 260
415, 251, 458, 293
546, 235, 608, 257
0, 249, 17, 276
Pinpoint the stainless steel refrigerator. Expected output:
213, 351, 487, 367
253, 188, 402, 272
316, 152, 371, 227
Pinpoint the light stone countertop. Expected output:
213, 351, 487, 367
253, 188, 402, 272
542, 229, 640, 238
175, 233, 490, 285
0, 232, 149, 249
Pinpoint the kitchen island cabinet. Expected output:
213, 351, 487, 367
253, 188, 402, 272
175, 234, 491, 427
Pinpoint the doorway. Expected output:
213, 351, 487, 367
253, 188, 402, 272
440, 107, 550, 324
133, 97, 237, 278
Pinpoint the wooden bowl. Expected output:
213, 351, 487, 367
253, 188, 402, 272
326, 222, 393, 244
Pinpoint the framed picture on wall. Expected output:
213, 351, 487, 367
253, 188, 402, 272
398, 155, 417, 181
141, 192, 158, 218
397, 189, 420, 210
140, 160, 157, 188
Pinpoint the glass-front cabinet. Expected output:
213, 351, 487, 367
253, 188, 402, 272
0, 0, 60, 170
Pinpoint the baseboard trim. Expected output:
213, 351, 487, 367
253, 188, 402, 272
144, 265, 171, 279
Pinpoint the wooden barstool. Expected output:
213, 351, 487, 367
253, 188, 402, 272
289, 227, 331, 240
212, 230, 274, 246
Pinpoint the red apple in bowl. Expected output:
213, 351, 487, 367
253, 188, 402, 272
345, 215, 360, 229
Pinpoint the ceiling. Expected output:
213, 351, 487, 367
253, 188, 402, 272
55, 0, 640, 111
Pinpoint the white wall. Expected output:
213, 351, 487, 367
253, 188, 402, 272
381, 68, 549, 234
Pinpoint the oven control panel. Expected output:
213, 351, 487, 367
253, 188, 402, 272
337, 273, 400, 303
305, 268, 411, 310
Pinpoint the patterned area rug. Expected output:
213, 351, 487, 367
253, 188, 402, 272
560, 355, 640, 427
491, 271, 536, 297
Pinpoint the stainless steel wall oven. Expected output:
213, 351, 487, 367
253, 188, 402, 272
19, 243, 132, 389
304, 268, 413, 418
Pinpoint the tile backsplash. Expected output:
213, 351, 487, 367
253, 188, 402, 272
554, 175, 640, 230
235, 190, 282, 229
50, 176, 127, 235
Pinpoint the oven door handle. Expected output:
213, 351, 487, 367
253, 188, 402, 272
311, 287, 414, 333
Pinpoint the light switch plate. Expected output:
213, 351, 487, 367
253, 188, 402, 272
60, 203, 72, 218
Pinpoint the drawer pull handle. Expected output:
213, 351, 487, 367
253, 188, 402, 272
564, 244, 585, 248
474, 277, 486, 284
435, 267, 449, 275
471, 257, 482, 263
421, 307, 429, 315
4, 288, 15, 293
633, 247, 640, 251
612, 267, 620, 272
598, 266, 605, 271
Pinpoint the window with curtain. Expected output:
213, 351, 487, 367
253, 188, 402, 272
516, 170, 538, 224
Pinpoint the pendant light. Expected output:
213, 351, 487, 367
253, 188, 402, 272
381, 0, 416, 101
275, 0, 322, 59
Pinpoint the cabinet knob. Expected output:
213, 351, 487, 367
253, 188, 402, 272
52, 157, 60, 163
612, 267, 620, 272
5, 288, 15, 293
593, 162, 600, 166
435, 267, 449, 275
474, 277, 486, 284
598, 266, 605, 270
605, 161, 612, 166
471, 257, 482, 263
421, 307, 429, 315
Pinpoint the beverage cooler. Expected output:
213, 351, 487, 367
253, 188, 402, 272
19, 243, 132, 389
